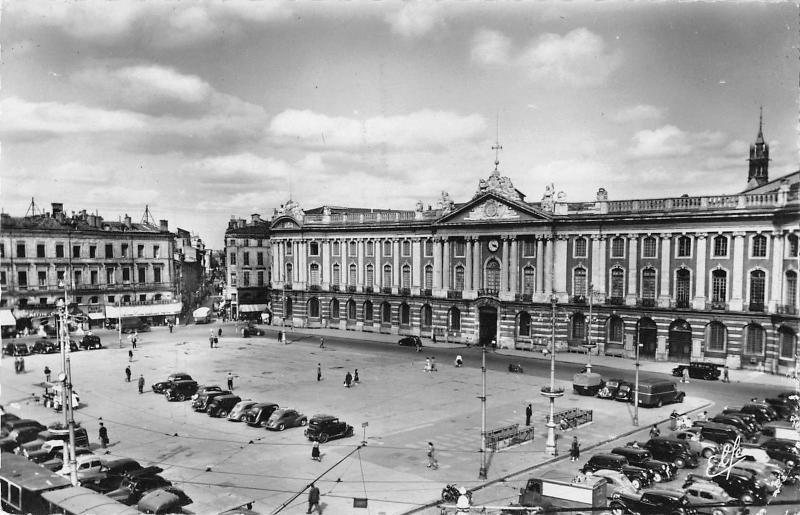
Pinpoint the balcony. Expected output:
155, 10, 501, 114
347, 285, 357, 293
639, 298, 656, 308
605, 297, 624, 306
381, 287, 392, 294
572, 295, 587, 305
478, 289, 499, 298
399, 287, 411, 296
515, 293, 533, 302
447, 290, 462, 300
364, 286, 374, 294
776, 304, 798, 315
421, 288, 432, 297
309, 284, 321, 292
674, 299, 691, 309
331, 284, 340, 292
748, 302, 765, 312
283, 283, 293, 290
708, 301, 728, 311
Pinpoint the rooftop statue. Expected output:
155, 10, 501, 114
473, 169, 521, 202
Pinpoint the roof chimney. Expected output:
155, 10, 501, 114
251, 213, 261, 223
159, 219, 168, 232
237, 219, 246, 228
51, 203, 63, 217
123, 214, 132, 228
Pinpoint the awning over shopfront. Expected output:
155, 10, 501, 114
106, 302, 182, 318
87, 312, 106, 320
238, 304, 268, 313
0, 309, 16, 326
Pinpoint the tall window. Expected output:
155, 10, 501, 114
309, 263, 320, 286
17, 271, 27, 288
106, 267, 115, 284
401, 241, 410, 257
332, 264, 340, 286
424, 265, 433, 289
137, 244, 144, 258
523, 240, 536, 257
348, 264, 357, 286
641, 268, 656, 300
571, 313, 586, 340
257, 271, 264, 286
611, 237, 625, 258
608, 316, 624, 343
308, 298, 320, 318
786, 271, 797, 308
347, 300, 356, 320
332, 241, 340, 256
744, 324, 765, 356
309, 242, 319, 256
349, 241, 357, 257
242, 271, 250, 286
230, 253, 236, 265
365, 264, 374, 287
453, 266, 465, 290
574, 237, 587, 258
122, 267, 130, 282
779, 327, 797, 360
400, 303, 410, 325
364, 300, 373, 321
453, 240, 465, 257
104, 244, 112, 258
523, 267, 534, 295
713, 235, 728, 257
573, 267, 587, 297
383, 241, 392, 256
330, 298, 340, 319
56, 243, 65, 258
401, 265, 411, 288
421, 305, 432, 328
485, 260, 500, 291
230, 272, 236, 287
752, 235, 768, 257
74, 270, 82, 285
73, 245, 81, 258
36, 244, 45, 258
15, 242, 26, 258
285, 243, 292, 255
366, 241, 374, 257
706, 322, 727, 352
711, 269, 727, 302
138, 267, 146, 283
38, 271, 46, 287
642, 237, 657, 258
675, 269, 691, 305
518, 311, 531, 337
611, 268, 625, 299
448, 307, 461, 331
749, 270, 766, 307
285, 263, 293, 282
677, 236, 692, 257
243, 252, 250, 266
89, 245, 97, 258
788, 234, 799, 257
381, 302, 391, 324
424, 240, 433, 257
153, 245, 160, 258
383, 265, 392, 287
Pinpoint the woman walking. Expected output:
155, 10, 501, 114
570, 436, 581, 462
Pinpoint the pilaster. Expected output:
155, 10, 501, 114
658, 234, 671, 307
357, 239, 365, 292
535, 238, 545, 294
509, 237, 519, 294
442, 237, 451, 291
321, 240, 330, 289
590, 235, 605, 295
412, 238, 422, 289
769, 232, 784, 311
553, 235, 569, 300
392, 239, 400, 294
625, 235, 639, 306
692, 233, 707, 310
472, 237, 481, 293
730, 232, 746, 311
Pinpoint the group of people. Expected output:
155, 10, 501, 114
122, 365, 145, 393
209, 328, 222, 348
343, 369, 359, 387
424, 357, 438, 373
13, 356, 26, 373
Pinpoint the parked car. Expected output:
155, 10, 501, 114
107, 467, 172, 505
710, 414, 757, 439
3, 342, 30, 356
266, 408, 308, 431
724, 460, 783, 493
611, 446, 677, 483
638, 438, 698, 468
671, 362, 721, 381
137, 485, 193, 514
41, 447, 94, 471
736, 403, 779, 424
598, 379, 630, 400
21, 427, 90, 459
81, 458, 143, 493
2, 418, 45, 437
615, 383, 634, 402
580, 453, 652, 490
720, 411, 762, 432
78, 333, 102, 350
609, 489, 697, 515
764, 397, 799, 419
304, 414, 355, 443
751, 438, 800, 467
237, 323, 264, 337
207, 394, 242, 418
398, 336, 422, 347
164, 380, 199, 401
120, 317, 151, 333
667, 430, 721, 459
684, 472, 767, 505
151, 373, 193, 394
245, 402, 280, 427
573, 372, 604, 396
31, 339, 59, 354
0, 426, 46, 452
56, 453, 105, 481
696, 422, 745, 446
227, 400, 258, 422
636, 380, 685, 408
192, 390, 232, 412
191, 384, 224, 401
683, 479, 749, 515
591, 469, 639, 497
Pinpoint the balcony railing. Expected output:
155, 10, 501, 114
283, 283, 292, 290
776, 304, 798, 315
347, 285, 357, 293
639, 298, 656, 308
748, 302, 765, 312
674, 299, 691, 309
364, 286, 374, 293
478, 289, 499, 297
605, 297, 624, 305
381, 287, 392, 294
309, 284, 321, 291
399, 287, 411, 296
421, 288, 432, 297
572, 295, 587, 305
516, 293, 533, 302
447, 290, 462, 300
708, 301, 728, 311
330, 284, 340, 292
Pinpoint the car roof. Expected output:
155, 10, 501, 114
643, 489, 685, 498
252, 402, 278, 408
310, 414, 336, 421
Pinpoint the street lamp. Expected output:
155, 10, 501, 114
56, 281, 78, 486
582, 284, 598, 374
633, 339, 641, 426
117, 300, 122, 348
541, 294, 564, 456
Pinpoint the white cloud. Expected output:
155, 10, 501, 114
628, 125, 729, 160
49, 162, 115, 185
385, 3, 446, 38
269, 109, 486, 150
610, 105, 665, 124
73, 65, 212, 107
179, 153, 290, 184
471, 27, 622, 87
0, 96, 147, 135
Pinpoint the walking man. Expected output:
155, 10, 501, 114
99, 422, 109, 449
353, 369, 360, 384
125, 366, 131, 382
227, 372, 234, 391
319, 337, 325, 348
307, 483, 321, 514
723, 365, 730, 383
525, 403, 533, 426
426, 442, 438, 469
649, 424, 660, 439
168, 320, 173, 333
317, 363, 322, 382
132, 331, 138, 349
209, 334, 215, 349
138, 374, 145, 394
44, 366, 51, 383
344, 371, 352, 388
570, 436, 581, 462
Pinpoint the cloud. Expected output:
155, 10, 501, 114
269, 109, 486, 150
471, 27, 622, 87
178, 153, 290, 184
385, 3, 446, 38
628, 125, 729, 160
49, 162, 116, 185
610, 105, 666, 124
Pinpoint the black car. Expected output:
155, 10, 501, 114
731, 404, 779, 424
610, 489, 697, 515
640, 438, 698, 468
710, 415, 757, 439
398, 336, 422, 347
304, 414, 354, 443
615, 383, 634, 402
0, 426, 45, 452
207, 394, 242, 418
598, 378, 629, 400
164, 380, 199, 401
237, 323, 264, 337
193, 390, 233, 412
3, 342, 29, 356
671, 362, 721, 381
684, 473, 767, 505
31, 339, 59, 354
612, 446, 677, 482
580, 453, 652, 490
755, 438, 800, 466
245, 402, 280, 427
106, 467, 171, 505
79, 334, 102, 350
764, 398, 799, 419
152, 373, 194, 394
82, 458, 144, 494
719, 411, 762, 432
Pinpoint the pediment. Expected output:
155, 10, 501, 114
270, 215, 302, 230
437, 193, 549, 225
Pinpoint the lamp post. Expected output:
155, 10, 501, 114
117, 300, 122, 348
582, 284, 598, 374
56, 282, 78, 486
633, 339, 641, 426
478, 342, 487, 479
541, 294, 563, 456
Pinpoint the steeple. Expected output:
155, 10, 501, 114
747, 107, 769, 188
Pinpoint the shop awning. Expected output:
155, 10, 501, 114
106, 302, 182, 318
238, 304, 268, 313
0, 309, 16, 326
87, 312, 106, 320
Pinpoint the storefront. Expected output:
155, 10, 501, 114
105, 301, 183, 327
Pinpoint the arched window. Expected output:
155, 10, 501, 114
421, 305, 432, 329
285, 297, 293, 318
571, 313, 586, 340
752, 234, 768, 257
485, 260, 500, 291
309, 263, 320, 286
705, 321, 726, 352
365, 264, 374, 288
675, 269, 691, 307
330, 298, 340, 319
711, 269, 727, 302
400, 303, 410, 325
347, 299, 356, 320
383, 265, 392, 287
518, 311, 531, 337
363, 300, 373, 322
454, 266, 465, 290
610, 268, 625, 300
573, 267, 587, 297
744, 324, 765, 356
308, 298, 320, 318
785, 271, 797, 308
401, 265, 411, 288
749, 270, 766, 309
523, 267, 535, 295
608, 316, 624, 344
641, 268, 656, 300
348, 264, 357, 286
448, 307, 461, 331
332, 264, 340, 286
381, 302, 392, 324
424, 265, 433, 289
285, 263, 293, 282
779, 327, 797, 360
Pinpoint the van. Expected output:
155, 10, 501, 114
120, 317, 150, 333
699, 422, 743, 445
760, 421, 800, 442
636, 381, 685, 408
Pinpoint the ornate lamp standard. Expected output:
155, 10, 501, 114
582, 284, 598, 373
541, 294, 564, 456
56, 281, 78, 486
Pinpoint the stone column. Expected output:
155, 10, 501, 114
270, 242, 278, 287
442, 237, 451, 291
500, 237, 509, 293
412, 238, 422, 291
375, 240, 382, 290
433, 238, 443, 291
509, 238, 519, 294
553, 236, 568, 299
693, 234, 707, 310
658, 234, 672, 307
472, 238, 481, 292
543, 237, 553, 295
357, 239, 365, 291
465, 239, 473, 291
392, 239, 400, 292
322, 240, 330, 288
536, 238, 545, 294
591, 236, 606, 296
625, 235, 638, 306
769, 233, 784, 311
277, 241, 284, 284
730, 232, 746, 311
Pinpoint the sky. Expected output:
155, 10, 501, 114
1, 1, 797, 249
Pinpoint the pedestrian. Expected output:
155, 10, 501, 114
433, 332, 437, 344
723, 365, 730, 383
311, 441, 321, 461
138, 374, 145, 394
430, 356, 437, 372
19, 356, 25, 373
570, 436, 580, 462
218, 327, 222, 337
132, 331, 138, 349
344, 371, 352, 388
213, 335, 219, 347
125, 366, 131, 382
209, 335, 214, 348
682, 367, 690, 383
317, 363, 322, 382
319, 337, 325, 348
44, 366, 51, 383
128, 349, 133, 362
425, 357, 432, 373
14, 356, 20, 374
426, 442, 438, 469
307, 482, 321, 514
353, 369, 360, 384
168, 320, 173, 333
649, 424, 660, 439
525, 403, 533, 426
227, 372, 234, 391
99, 422, 109, 449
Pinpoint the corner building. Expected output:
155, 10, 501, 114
269, 129, 799, 373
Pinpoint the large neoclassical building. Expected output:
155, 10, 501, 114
266, 123, 798, 372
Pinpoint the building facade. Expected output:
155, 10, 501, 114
268, 125, 799, 373
223, 214, 271, 321
0, 203, 182, 333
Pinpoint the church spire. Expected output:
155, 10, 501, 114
755, 105, 765, 144
747, 107, 770, 188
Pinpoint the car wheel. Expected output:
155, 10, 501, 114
219, 410, 228, 417
300, 419, 307, 426
278, 423, 285, 431
678, 394, 685, 403
702, 448, 715, 459
674, 458, 686, 468
318, 433, 329, 443
740, 494, 753, 504
652, 472, 662, 483
630, 478, 641, 490
711, 509, 725, 515
610, 502, 625, 515
177, 393, 185, 402
657, 399, 663, 408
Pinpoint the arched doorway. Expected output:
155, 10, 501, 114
478, 306, 497, 345
637, 318, 657, 359
668, 320, 692, 361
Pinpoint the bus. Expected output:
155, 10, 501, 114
41, 486, 140, 515
0, 452, 71, 514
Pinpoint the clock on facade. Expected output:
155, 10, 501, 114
488, 239, 499, 252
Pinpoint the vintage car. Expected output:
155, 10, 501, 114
56, 454, 105, 481
236, 323, 264, 337
265, 408, 308, 431
41, 447, 94, 471
683, 479, 749, 515
107, 467, 172, 505
572, 372, 604, 396
398, 336, 422, 347
191, 384, 224, 401
611, 446, 677, 483
667, 430, 721, 459
164, 380, 199, 401
78, 334, 102, 350
684, 472, 767, 505
671, 362, 722, 381
192, 390, 232, 413
592, 469, 639, 497
304, 414, 354, 443
207, 394, 242, 418
137, 486, 192, 514
81, 458, 144, 494
742, 439, 800, 468
615, 383, 635, 403
31, 339, 59, 354
580, 453, 652, 490
635, 438, 698, 469
724, 460, 783, 493
597, 378, 629, 400
151, 373, 193, 394
227, 400, 258, 422
0, 426, 46, 452
609, 489, 697, 515
245, 402, 280, 427
3, 342, 30, 356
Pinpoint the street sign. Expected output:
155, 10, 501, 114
361, 422, 369, 428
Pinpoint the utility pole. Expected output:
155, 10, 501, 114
478, 342, 487, 479
57, 281, 78, 486
634, 340, 641, 426
117, 300, 122, 348
542, 294, 563, 456
583, 284, 597, 373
